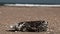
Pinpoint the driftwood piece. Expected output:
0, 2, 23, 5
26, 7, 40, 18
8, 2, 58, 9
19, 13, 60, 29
9, 20, 48, 32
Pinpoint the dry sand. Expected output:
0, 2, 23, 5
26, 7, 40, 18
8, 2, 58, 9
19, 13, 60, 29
0, 6, 60, 34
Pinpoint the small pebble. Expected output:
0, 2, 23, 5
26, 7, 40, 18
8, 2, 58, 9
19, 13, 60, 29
15, 31, 18, 32
50, 29, 54, 32
47, 32, 50, 34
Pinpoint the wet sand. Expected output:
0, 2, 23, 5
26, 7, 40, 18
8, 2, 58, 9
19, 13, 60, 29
0, 6, 60, 34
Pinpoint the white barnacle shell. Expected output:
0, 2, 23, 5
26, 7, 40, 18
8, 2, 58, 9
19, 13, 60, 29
10, 25, 13, 28
44, 21, 48, 24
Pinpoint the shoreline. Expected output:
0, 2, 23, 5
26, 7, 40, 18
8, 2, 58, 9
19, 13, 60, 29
3, 4, 60, 7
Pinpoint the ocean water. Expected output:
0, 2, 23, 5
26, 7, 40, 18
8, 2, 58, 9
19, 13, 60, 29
0, 0, 60, 4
